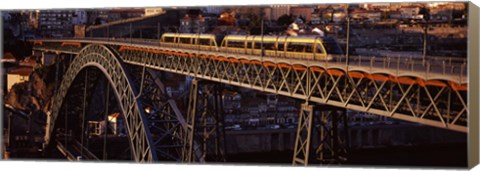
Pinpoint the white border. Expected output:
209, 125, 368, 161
0, 0, 470, 10
1, 0, 478, 171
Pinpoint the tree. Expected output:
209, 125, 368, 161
277, 14, 293, 26
299, 15, 306, 23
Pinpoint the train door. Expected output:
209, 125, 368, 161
211, 36, 218, 51
247, 36, 255, 56
313, 37, 320, 60
315, 38, 327, 60
274, 36, 280, 57
279, 36, 288, 58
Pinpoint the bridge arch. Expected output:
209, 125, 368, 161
46, 44, 157, 162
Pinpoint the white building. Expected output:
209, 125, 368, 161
270, 4, 291, 21
145, 8, 164, 16
7, 67, 32, 92
73, 10, 88, 25
204, 6, 224, 15
108, 113, 127, 136
3, 13, 12, 21
351, 10, 382, 22
362, 3, 391, 11
399, 5, 421, 20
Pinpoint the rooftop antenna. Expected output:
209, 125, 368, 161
346, 5, 350, 67
260, 7, 265, 59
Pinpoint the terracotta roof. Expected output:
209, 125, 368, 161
8, 66, 33, 76
351, 10, 380, 14
3, 53, 15, 60
19, 58, 37, 67
87, 12, 165, 31
110, 8, 145, 13
109, 112, 121, 118
401, 5, 421, 8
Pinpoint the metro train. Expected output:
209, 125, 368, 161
160, 33, 344, 61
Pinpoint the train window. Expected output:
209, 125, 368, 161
253, 42, 261, 49
321, 37, 343, 54
198, 38, 211, 46
164, 37, 175, 43
263, 42, 276, 51
179, 37, 191, 44
278, 43, 286, 51
246, 41, 253, 49
287, 43, 313, 53
227, 41, 245, 48
315, 44, 325, 54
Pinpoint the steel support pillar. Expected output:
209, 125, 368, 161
293, 104, 349, 166
292, 103, 314, 166
314, 108, 348, 164
182, 79, 199, 162
182, 80, 226, 163
201, 84, 226, 162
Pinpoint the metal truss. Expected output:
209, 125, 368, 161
293, 104, 349, 166
127, 64, 188, 161
182, 79, 200, 162
117, 48, 467, 132
293, 104, 314, 166
313, 107, 348, 164
33, 41, 469, 164
182, 79, 227, 163
46, 44, 158, 162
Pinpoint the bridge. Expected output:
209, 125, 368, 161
31, 37, 468, 165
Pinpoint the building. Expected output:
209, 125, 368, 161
290, 6, 313, 22
269, 4, 290, 21
203, 6, 224, 15
320, 7, 347, 23
3, 13, 12, 21
236, 7, 262, 19
40, 53, 56, 66
2, 53, 16, 63
350, 10, 382, 22
109, 8, 145, 21
38, 10, 75, 37
88, 121, 103, 136
399, 5, 423, 20
74, 25, 86, 38
389, 11, 402, 19
73, 10, 87, 25
26, 10, 39, 29
266, 94, 278, 108
108, 113, 127, 136
362, 3, 391, 11
87, 10, 110, 25
7, 67, 33, 92
223, 91, 242, 114
145, 8, 164, 16
87, 8, 145, 25
347, 110, 391, 123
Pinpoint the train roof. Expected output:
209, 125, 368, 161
223, 35, 326, 43
161, 33, 216, 39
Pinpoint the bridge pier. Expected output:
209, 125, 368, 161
182, 79, 226, 163
293, 103, 348, 166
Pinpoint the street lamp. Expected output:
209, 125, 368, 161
346, 5, 351, 67
420, 5, 430, 66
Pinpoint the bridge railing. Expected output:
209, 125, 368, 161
34, 37, 468, 79
330, 54, 467, 77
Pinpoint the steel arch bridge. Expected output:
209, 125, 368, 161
33, 38, 468, 164
45, 44, 194, 162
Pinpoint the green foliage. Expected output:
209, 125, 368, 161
277, 14, 293, 26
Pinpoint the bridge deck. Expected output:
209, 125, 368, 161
32, 39, 468, 133
34, 38, 467, 84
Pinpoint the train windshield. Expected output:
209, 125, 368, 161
321, 37, 343, 55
